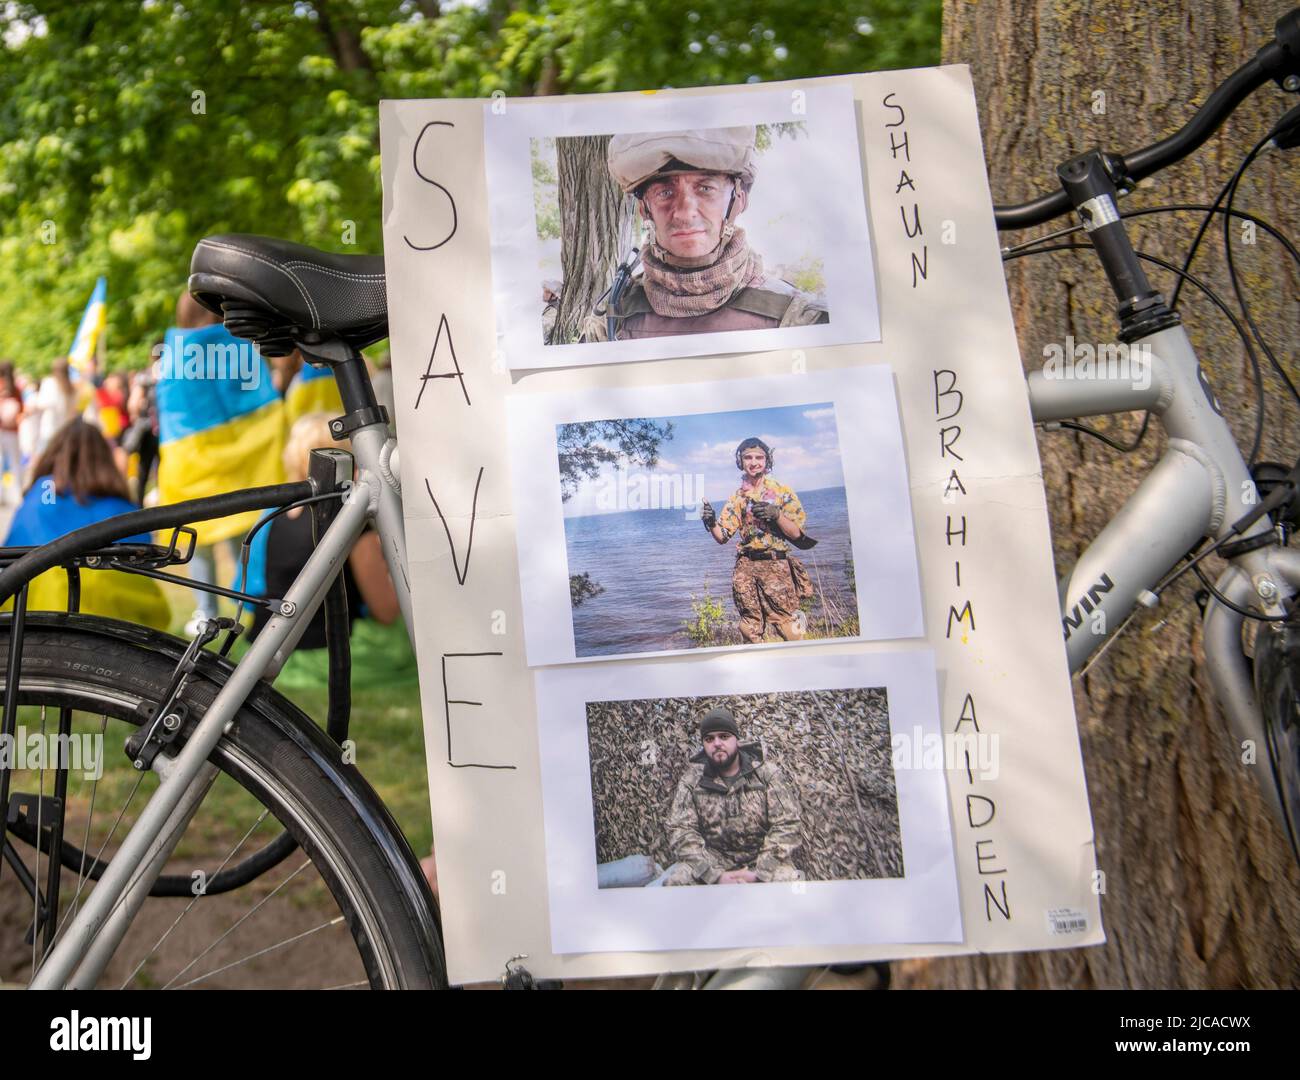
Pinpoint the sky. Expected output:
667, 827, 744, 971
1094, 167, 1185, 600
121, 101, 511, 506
560, 400, 846, 518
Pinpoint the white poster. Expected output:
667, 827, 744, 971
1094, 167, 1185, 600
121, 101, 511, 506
380, 65, 1103, 985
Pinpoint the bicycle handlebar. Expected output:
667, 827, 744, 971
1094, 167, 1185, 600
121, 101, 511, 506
994, 9, 1300, 231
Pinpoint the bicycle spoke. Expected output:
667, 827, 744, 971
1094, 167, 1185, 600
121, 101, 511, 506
173, 916, 346, 990
118, 808, 271, 989
161, 857, 312, 990
69, 714, 109, 924
32, 705, 46, 975
37, 764, 146, 968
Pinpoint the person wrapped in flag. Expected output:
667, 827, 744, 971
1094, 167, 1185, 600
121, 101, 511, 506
156, 289, 285, 636
283, 349, 343, 429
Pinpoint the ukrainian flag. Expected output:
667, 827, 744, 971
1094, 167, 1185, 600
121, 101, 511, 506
156, 324, 285, 546
68, 277, 107, 379
285, 360, 343, 429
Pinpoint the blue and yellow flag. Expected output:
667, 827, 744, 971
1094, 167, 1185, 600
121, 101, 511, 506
285, 360, 343, 430
68, 277, 107, 380
156, 323, 285, 546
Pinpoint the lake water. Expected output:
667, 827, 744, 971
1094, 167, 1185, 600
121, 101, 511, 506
564, 485, 856, 656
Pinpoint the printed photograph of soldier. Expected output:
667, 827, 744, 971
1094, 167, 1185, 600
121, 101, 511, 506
588, 690, 903, 889
701, 435, 819, 645
557, 401, 859, 658
533, 123, 829, 346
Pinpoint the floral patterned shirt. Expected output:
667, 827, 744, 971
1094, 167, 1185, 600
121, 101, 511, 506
716, 475, 806, 553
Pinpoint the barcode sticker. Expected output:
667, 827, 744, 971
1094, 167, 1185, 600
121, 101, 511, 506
1046, 907, 1089, 935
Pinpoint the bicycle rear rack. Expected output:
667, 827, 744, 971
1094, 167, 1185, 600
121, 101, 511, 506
0, 481, 316, 951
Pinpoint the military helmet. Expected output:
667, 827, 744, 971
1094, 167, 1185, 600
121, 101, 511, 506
607, 127, 757, 197
735, 436, 774, 472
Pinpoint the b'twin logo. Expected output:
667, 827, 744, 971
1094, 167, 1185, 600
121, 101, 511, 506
49, 1012, 151, 1060
1062, 573, 1115, 640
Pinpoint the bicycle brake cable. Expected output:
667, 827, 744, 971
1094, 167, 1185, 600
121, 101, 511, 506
1010, 203, 1300, 462
1169, 126, 1276, 311
1191, 560, 1293, 622
1220, 156, 1300, 417
1079, 539, 1292, 680
224, 490, 350, 656
1170, 98, 1300, 308
1004, 242, 1267, 460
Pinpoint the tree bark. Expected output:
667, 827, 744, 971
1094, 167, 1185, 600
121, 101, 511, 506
898, 0, 1300, 989
554, 135, 633, 344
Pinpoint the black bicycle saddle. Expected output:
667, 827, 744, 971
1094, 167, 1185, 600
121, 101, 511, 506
188, 233, 388, 359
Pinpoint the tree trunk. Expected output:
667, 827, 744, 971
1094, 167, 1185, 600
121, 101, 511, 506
554, 135, 632, 344
899, 0, 1300, 989
314, 0, 374, 75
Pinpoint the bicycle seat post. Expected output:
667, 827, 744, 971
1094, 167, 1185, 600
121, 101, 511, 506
293, 337, 390, 441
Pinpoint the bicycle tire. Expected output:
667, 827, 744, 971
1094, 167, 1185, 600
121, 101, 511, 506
0, 614, 447, 989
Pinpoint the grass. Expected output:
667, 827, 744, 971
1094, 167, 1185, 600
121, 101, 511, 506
682, 554, 861, 647
276, 681, 432, 856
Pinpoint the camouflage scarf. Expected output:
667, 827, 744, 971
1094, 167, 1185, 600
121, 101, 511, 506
639, 227, 765, 318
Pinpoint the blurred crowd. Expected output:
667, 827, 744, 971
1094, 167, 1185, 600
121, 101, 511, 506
0, 356, 148, 506
0, 287, 411, 690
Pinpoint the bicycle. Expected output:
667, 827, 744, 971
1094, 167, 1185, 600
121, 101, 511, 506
2, 13, 1299, 992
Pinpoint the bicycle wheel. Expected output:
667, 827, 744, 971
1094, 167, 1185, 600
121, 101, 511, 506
0, 615, 446, 989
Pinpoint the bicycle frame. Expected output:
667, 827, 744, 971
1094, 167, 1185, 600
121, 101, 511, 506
1027, 319, 1300, 818
21, 410, 408, 989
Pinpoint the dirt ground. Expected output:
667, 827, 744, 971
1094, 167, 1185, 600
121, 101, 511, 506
1, 826, 369, 990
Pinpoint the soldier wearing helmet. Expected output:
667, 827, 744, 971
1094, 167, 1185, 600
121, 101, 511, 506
656, 705, 803, 886
582, 127, 828, 342
699, 436, 816, 644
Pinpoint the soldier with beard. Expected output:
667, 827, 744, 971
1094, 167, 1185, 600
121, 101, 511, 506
658, 706, 803, 886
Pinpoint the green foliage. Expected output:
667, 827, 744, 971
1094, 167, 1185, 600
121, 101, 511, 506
569, 569, 604, 608
683, 583, 733, 646
556, 416, 673, 500
781, 254, 825, 295
755, 120, 806, 151
0, 0, 940, 373
531, 137, 560, 241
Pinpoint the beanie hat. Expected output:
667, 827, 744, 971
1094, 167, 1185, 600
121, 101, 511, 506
699, 705, 739, 739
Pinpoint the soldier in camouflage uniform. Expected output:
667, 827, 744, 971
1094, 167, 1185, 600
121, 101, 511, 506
582, 127, 828, 341
659, 706, 803, 886
700, 437, 813, 643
